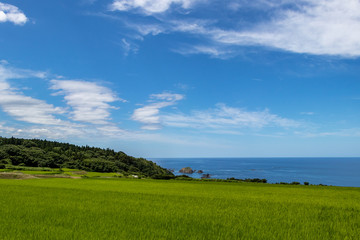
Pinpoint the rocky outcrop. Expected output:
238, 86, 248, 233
179, 167, 195, 174
197, 170, 203, 173
201, 173, 211, 179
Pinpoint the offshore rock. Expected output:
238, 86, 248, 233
179, 167, 195, 174
201, 173, 211, 179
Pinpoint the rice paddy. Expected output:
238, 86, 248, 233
1, 178, 359, 239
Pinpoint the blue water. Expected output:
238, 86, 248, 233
151, 158, 360, 187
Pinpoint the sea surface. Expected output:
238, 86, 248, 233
150, 158, 360, 187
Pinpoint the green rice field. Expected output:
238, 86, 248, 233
1, 178, 359, 239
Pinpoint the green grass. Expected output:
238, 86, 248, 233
0, 178, 359, 240
0, 166, 124, 178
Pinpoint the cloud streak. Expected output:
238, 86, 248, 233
296, 128, 360, 138
110, 0, 201, 14
132, 92, 184, 130
162, 103, 300, 130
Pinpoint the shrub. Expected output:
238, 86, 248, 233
152, 174, 175, 180
304, 182, 309, 185
244, 178, 267, 183
0, 158, 10, 164
176, 174, 191, 178
0, 164, 5, 169
175, 175, 193, 180
227, 177, 239, 181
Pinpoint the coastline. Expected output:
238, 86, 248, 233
151, 157, 360, 187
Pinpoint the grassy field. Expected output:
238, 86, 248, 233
0, 167, 124, 178
0, 178, 359, 240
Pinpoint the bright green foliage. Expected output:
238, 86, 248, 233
0, 178, 359, 240
0, 137, 171, 177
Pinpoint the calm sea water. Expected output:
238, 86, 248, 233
150, 158, 360, 187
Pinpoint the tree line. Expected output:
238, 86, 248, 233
0, 137, 172, 177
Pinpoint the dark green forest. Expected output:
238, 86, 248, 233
0, 137, 172, 177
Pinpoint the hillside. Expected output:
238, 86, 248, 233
0, 137, 172, 177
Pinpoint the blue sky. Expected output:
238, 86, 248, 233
0, 0, 359, 157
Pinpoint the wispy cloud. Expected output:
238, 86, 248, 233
108, 0, 360, 58
50, 80, 125, 124
0, 62, 129, 133
0, 121, 101, 140
0, 63, 131, 140
14, 125, 86, 139
110, 0, 202, 14
173, 45, 235, 59
0, 63, 46, 82
0, 92, 65, 125
162, 103, 300, 130
1, 63, 213, 146
203, 0, 360, 57
132, 93, 300, 132
0, 121, 218, 150
0, 2, 28, 25
0, 122, 16, 134
0, 64, 65, 125
132, 92, 184, 130
120, 38, 139, 56
300, 112, 315, 116
296, 128, 360, 138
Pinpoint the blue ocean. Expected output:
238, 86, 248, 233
151, 158, 360, 187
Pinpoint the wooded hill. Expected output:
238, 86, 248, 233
0, 137, 172, 177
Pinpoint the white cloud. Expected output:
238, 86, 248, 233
0, 2, 27, 25
109, 0, 360, 58
163, 2, 360, 58
132, 24, 165, 36
162, 104, 300, 130
95, 125, 128, 137
0, 63, 136, 141
51, 80, 124, 124
0, 91, 65, 125
0, 62, 132, 142
0, 64, 65, 125
132, 92, 184, 130
15, 125, 86, 139
205, 0, 360, 57
150, 92, 184, 102
0, 63, 47, 83
132, 95, 299, 132
1, 121, 212, 148
110, 0, 200, 14
133, 106, 161, 126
